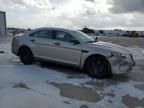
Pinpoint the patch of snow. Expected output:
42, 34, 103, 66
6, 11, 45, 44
104, 80, 144, 108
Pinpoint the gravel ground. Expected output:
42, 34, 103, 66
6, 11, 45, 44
98, 36, 144, 47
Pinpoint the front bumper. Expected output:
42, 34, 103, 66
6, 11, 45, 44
108, 54, 135, 74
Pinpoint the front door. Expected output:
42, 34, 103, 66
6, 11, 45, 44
53, 30, 82, 66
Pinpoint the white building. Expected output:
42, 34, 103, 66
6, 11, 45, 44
0, 11, 6, 36
94, 29, 128, 36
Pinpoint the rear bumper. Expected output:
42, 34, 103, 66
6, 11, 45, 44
11, 37, 19, 56
108, 54, 135, 74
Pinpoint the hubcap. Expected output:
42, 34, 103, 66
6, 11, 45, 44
91, 60, 105, 74
21, 51, 29, 61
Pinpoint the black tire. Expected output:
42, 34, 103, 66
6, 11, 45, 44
85, 55, 112, 78
19, 47, 33, 65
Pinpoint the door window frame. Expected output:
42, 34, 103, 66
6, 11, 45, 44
29, 30, 55, 39
53, 30, 80, 44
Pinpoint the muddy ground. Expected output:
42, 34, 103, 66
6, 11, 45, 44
0, 36, 144, 108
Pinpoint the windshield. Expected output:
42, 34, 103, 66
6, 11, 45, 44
72, 31, 95, 43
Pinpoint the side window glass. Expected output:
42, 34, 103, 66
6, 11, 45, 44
29, 31, 39, 37
64, 34, 76, 42
39, 30, 53, 39
56, 31, 66, 41
56, 31, 76, 42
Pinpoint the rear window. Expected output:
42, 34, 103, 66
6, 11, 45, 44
39, 30, 53, 39
29, 30, 53, 39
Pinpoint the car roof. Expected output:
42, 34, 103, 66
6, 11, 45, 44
26, 27, 77, 37
34, 27, 75, 32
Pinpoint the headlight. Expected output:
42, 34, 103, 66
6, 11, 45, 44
111, 52, 126, 58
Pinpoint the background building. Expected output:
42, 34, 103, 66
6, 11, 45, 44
7, 28, 27, 36
0, 11, 6, 36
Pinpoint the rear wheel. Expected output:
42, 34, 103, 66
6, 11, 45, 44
85, 55, 112, 78
19, 47, 33, 65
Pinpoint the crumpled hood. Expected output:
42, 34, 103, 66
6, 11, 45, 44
89, 41, 131, 54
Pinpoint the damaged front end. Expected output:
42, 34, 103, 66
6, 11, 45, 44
108, 52, 135, 74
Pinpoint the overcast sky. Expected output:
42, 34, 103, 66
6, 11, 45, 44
0, 0, 144, 30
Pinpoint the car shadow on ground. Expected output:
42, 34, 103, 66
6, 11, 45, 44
37, 61, 131, 83
38, 61, 87, 78
105, 74, 130, 87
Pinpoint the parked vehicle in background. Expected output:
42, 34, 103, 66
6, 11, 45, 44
12, 27, 135, 78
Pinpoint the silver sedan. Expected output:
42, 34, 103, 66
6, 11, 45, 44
12, 28, 135, 78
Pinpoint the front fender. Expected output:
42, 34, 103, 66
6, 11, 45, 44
80, 48, 112, 69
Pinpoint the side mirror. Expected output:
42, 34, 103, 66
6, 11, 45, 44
95, 37, 98, 42
69, 40, 80, 45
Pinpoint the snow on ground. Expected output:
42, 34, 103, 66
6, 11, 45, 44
0, 37, 144, 108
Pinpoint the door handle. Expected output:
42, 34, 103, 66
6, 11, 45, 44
30, 39, 35, 42
54, 42, 60, 45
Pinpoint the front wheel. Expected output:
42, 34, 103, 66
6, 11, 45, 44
85, 55, 112, 78
19, 48, 33, 65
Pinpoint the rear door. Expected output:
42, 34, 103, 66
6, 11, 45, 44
29, 30, 56, 60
